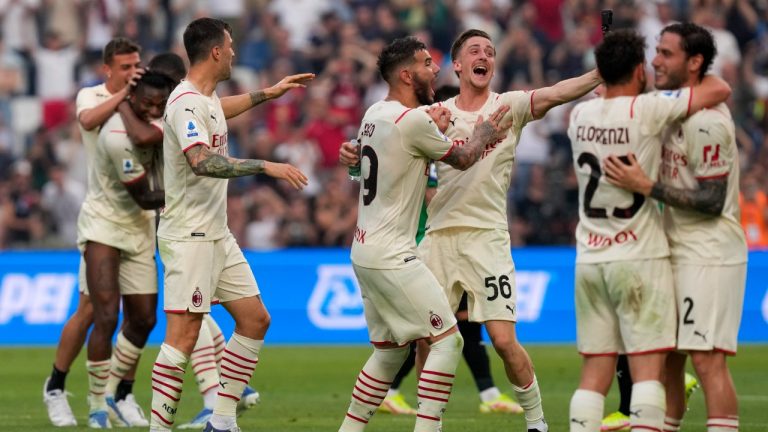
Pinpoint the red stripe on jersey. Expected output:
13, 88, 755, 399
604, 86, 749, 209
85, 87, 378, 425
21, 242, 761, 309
168, 91, 200, 106
695, 173, 728, 181
530, 89, 537, 118
122, 171, 147, 186
394, 108, 414, 124
630, 95, 638, 119
438, 142, 456, 162
182, 141, 208, 153
713, 347, 737, 355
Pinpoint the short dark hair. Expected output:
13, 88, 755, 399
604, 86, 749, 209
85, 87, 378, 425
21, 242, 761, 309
595, 29, 646, 85
661, 22, 717, 80
184, 18, 232, 65
377, 36, 427, 83
135, 70, 175, 95
103, 37, 140, 65
450, 29, 491, 61
147, 52, 187, 85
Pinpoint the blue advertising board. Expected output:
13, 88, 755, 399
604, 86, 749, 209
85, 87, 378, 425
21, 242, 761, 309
0, 248, 766, 345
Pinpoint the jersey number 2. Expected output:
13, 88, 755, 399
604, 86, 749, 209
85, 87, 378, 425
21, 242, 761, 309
577, 152, 645, 219
361, 145, 378, 206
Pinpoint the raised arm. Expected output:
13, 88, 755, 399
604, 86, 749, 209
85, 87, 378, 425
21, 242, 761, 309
687, 74, 731, 115
79, 70, 144, 130
603, 153, 726, 216
441, 105, 512, 170
220, 73, 315, 119
184, 144, 308, 189
530, 69, 602, 119
117, 101, 163, 147
124, 176, 165, 210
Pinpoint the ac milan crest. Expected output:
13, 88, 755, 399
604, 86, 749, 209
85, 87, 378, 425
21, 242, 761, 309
192, 287, 203, 307
429, 312, 444, 330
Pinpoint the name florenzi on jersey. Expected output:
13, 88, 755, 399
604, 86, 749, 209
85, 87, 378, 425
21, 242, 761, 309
575, 126, 630, 145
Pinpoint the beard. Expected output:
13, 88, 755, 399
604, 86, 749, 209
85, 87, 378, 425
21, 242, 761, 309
413, 74, 434, 105
655, 68, 686, 90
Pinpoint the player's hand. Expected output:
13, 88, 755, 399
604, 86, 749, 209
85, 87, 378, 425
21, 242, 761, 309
264, 161, 309, 190
603, 153, 654, 196
476, 104, 512, 139
265, 73, 316, 99
426, 106, 452, 133
127, 68, 145, 89
339, 141, 360, 166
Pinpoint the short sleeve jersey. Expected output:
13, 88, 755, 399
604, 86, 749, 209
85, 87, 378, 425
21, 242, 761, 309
158, 81, 229, 241
568, 89, 694, 263
76, 84, 111, 189
350, 100, 453, 269
427, 91, 534, 231
660, 103, 747, 264
79, 113, 153, 233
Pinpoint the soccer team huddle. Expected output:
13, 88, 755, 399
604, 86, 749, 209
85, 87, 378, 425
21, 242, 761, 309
41, 14, 746, 432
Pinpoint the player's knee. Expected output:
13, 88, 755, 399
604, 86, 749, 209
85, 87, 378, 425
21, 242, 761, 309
373, 345, 410, 368
490, 332, 517, 356
93, 308, 119, 331
431, 330, 464, 353
690, 351, 723, 378
128, 312, 156, 336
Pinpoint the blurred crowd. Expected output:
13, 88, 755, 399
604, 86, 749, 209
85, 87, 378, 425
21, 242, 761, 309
1, 0, 768, 250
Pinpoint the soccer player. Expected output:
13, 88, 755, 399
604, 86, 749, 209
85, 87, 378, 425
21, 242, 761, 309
566, 29, 730, 432
79, 69, 177, 428
341, 29, 603, 431
602, 22, 747, 432
43, 37, 162, 428
148, 17, 311, 432
337, 36, 513, 432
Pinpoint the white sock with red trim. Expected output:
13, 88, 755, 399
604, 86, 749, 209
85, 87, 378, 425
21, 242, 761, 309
513, 374, 547, 430
105, 331, 143, 397
569, 389, 603, 432
415, 332, 463, 432
339, 345, 410, 432
204, 314, 226, 366
629, 380, 666, 431
209, 333, 262, 428
86, 359, 111, 411
150, 343, 188, 429
707, 417, 739, 431
191, 318, 219, 408
664, 416, 682, 432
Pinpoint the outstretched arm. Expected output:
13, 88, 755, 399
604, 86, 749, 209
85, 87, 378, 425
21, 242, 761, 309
530, 69, 602, 119
603, 153, 726, 216
79, 69, 144, 130
220, 73, 315, 119
185, 144, 308, 189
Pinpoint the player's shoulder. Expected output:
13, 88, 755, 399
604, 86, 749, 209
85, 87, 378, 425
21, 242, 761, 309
648, 88, 687, 100
688, 102, 732, 123
76, 83, 108, 102
166, 81, 205, 111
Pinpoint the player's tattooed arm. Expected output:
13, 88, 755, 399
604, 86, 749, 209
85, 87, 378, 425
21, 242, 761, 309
441, 105, 512, 171
650, 178, 726, 216
185, 145, 308, 189
220, 73, 315, 119
604, 153, 726, 216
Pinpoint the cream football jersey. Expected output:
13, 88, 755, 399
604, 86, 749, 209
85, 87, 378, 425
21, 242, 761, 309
427, 91, 534, 231
350, 100, 454, 269
76, 84, 112, 189
660, 103, 747, 264
77, 113, 154, 245
158, 81, 229, 242
568, 89, 694, 263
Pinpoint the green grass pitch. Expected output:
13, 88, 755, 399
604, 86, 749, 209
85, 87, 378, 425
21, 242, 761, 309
4, 345, 767, 431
